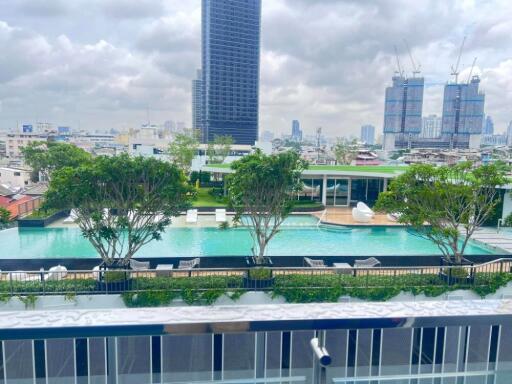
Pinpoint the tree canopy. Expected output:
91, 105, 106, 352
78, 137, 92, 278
44, 154, 191, 265
206, 135, 234, 164
168, 132, 200, 173
228, 150, 307, 263
0, 207, 10, 228
332, 138, 358, 165
375, 162, 507, 263
22, 142, 92, 181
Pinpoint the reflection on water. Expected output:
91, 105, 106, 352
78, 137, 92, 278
0, 222, 496, 259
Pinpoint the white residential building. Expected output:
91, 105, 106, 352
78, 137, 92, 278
0, 167, 32, 189
0, 133, 47, 159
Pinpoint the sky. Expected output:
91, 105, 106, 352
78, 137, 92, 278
0, 0, 511, 138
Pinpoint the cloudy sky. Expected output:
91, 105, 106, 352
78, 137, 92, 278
0, 0, 511, 138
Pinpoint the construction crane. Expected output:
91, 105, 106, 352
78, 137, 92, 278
451, 36, 467, 83
466, 57, 478, 84
393, 45, 405, 78
403, 39, 421, 77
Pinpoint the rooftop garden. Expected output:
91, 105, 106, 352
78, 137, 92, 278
205, 163, 408, 174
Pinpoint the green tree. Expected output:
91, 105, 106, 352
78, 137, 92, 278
332, 138, 358, 165
44, 154, 191, 266
228, 150, 307, 264
375, 162, 507, 264
22, 142, 92, 181
168, 132, 200, 174
0, 207, 10, 228
206, 135, 234, 164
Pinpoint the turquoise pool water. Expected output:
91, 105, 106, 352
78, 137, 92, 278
0, 222, 497, 259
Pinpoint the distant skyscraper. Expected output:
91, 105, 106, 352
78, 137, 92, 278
483, 115, 494, 135
441, 76, 484, 149
260, 130, 274, 143
420, 115, 442, 138
176, 122, 186, 132
291, 120, 302, 141
507, 121, 512, 147
382, 75, 424, 150
201, 0, 261, 145
192, 69, 204, 131
360, 124, 375, 145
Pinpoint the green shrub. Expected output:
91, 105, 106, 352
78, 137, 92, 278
504, 213, 512, 227
103, 271, 128, 283
248, 268, 272, 280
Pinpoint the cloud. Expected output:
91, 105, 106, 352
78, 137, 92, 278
99, 0, 165, 20
0, 0, 511, 137
16, 0, 70, 18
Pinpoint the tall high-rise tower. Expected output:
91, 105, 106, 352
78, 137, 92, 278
291, 120, 302, 141
201, 0, 261, 145
192, 69, 204, 131
382, 76, 424, 150
360, 124, 376, 145
483, 115, 494, 135
441, 76, 484, 149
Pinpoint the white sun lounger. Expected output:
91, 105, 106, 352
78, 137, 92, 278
352, 202, 375, 223
63, 209, 78, 224
186, 209, 198, 223
215, 209, 227, 222
8, 265, 68, 282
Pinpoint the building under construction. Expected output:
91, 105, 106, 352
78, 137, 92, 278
383, 38, 484, 150
382, 75, 424, 150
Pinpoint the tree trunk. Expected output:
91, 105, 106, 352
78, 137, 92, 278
255, 239, 266, 265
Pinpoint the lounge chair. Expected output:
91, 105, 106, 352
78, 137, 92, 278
178, 258, 200, 270
46, 265, 68, 281
357, 202, 375, 216
354, 257, 381, 268
352, 202, 374, 223
186, 209, 198, 223
304, 257, 326, 268
215, 208, 227, 222
386, 213, 401, 222
63, 209, 78, 224
129, 259, 150, 271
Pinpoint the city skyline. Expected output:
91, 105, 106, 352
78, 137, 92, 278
0, 1, 511, 137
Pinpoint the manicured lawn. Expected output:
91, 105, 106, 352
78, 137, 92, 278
192, 188, 323, 210
192, 187, 228, 207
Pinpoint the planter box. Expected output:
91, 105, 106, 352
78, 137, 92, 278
242, 276, 275, 291
18, 210, 68, 228
439, 257, 475, 286
96, 278, 133, 293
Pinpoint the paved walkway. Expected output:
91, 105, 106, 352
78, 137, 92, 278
466, 227, 512, 254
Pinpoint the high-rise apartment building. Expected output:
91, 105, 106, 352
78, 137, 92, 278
291, 120, 302, 142
440, 76, 484, 149
383, 76, 424, 150
483, 115, 494, 135
507, 121, 512, 147
360, 124, 376, 145
201, 0, 261, 145
192, 69, 204, 131
421, 115, 442, 138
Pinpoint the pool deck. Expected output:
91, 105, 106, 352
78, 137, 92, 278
313, 207, 403, 227
464, 227, 512, 254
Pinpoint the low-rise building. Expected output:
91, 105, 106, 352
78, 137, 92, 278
0, 166, 32, 189
0, 133, 47, 159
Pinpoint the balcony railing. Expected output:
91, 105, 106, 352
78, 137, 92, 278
1, 258, 511, 303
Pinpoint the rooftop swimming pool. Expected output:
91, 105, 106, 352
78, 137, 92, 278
0, 216, 498, 258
